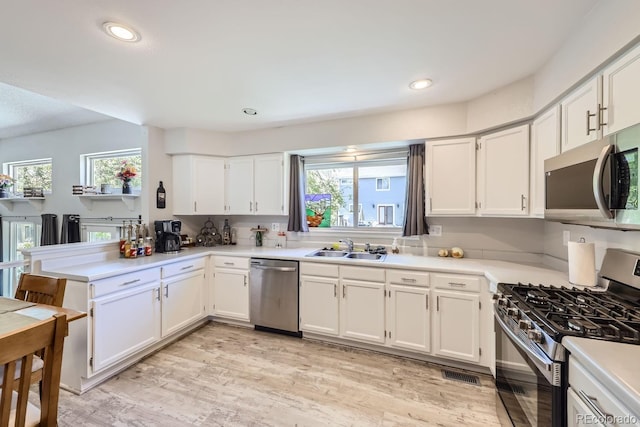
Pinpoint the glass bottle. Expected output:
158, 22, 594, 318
156, 181, 166, 209
223, 219, 231, 245
255, 226, 263, 247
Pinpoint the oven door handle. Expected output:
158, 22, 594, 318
494, 311, 561, 387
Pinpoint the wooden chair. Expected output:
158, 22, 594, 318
0, 314, 67, 427
12, 274, 67, 389
14, 274, 67, 307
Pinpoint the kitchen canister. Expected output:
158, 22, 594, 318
568, 238, 596, 287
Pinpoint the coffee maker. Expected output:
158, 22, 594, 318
154, 220, 181, 253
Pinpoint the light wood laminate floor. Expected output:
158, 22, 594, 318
56, 322, 501, 426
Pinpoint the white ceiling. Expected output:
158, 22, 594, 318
0, 0, 600, 138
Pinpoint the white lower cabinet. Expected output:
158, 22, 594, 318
340, 279, 385, 344
432, 288, 480, 363
386, 270, 431, 352
299, 275, 340, 336
566, 387, 604, 427
161, 269, 206, 337
212, 256, 250, 321
91, 281, 161, 372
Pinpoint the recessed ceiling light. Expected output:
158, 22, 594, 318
103, 22, 141, 42
243, 108, 258, 116
409, 79, 433, 90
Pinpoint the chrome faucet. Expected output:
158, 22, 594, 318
340, 238, 354, 252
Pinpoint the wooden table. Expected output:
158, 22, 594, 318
0, 296, 86, 336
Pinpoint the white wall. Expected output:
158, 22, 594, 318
0, 119, 147, 236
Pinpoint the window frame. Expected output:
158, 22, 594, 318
375, 177, 391, 191
304, 149, 407, 230
4, 158, 53, 195
82, 148, 142, 190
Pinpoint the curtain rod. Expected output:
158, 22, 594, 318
0, 215, 41, 219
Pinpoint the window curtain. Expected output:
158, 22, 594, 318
61, 214, 81, 244
402, 144, 429, 236
41, 214, 58, 246
287, 154, 309, 232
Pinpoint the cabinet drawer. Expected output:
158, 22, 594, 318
214, 256, 249, 269
300, 262, 339, 278
386, 270, 430, 287
432, 273, 480, 292
91, 268, 161, 298
162, 257, 207, 278
569, 358, 632, 422
341, 266, 385, 282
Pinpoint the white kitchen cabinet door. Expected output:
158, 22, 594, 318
213, 269, 250, 321
254, 154, 285, 215
432, 289, 480, 363
340, 280, 385, 344
91, 282, 161, 373
299, 276, 340, 336
477, 124, 530, 216
426, 138, 476, 215
226, 157, 254, 215
172, 155, 226, 215
387, 284, 430, 352
561, 76, 601, 152
530, 106, 561, 217
603, 43, 640, 136
161, 269, 206, 337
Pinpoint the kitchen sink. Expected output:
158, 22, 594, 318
344, 252, 386, 261
308, 250, 349, 257
306, 249, 386, 261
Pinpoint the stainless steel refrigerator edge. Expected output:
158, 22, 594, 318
249, 258, 300, 334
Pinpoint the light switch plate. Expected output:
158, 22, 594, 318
271, 223, 280, 232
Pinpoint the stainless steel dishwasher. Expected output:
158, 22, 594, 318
249, 258, 300, 336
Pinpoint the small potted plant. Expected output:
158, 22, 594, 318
116, 160, 137, 194
0, 174, 14, 198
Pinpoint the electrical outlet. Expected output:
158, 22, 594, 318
429, 225, 442, 236
563, 230, 570, 246
271, 223, 280, 232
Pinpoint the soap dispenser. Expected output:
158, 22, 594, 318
391, 238, 400, 254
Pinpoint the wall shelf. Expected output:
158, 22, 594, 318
0, 197, 46, 212
77, 194, 139, 211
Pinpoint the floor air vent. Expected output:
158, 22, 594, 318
496, 381, 526, 396
441, 369, 480, 386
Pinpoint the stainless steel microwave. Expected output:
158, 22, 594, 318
544, 124, 640, 229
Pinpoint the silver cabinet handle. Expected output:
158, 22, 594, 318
578, 390, 613, 422
342, 285, 346, 298
120, 278, 141, 287
156, 288, 161, 301
437, 295, 439, 311
223, 262, 235, 266
448, 282, 466, 287
194, 201, 197, 212
597, 103, 607, 129
401, 278, 417, 283
586, 109, 597, 135
521, 194, 526, 211
426, 294, 429, 310
164, 285, 169, 298
334, 284, 337, 297
180, 265, 194, 270
249, 201, 253, 212
244, 275, 247, 286
255, 201, 258, 212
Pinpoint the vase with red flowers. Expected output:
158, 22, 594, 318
116, 161, 137, 194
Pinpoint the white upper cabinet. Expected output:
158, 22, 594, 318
226, 153, 287, 215
426, 137, 476, 215
602, 43, 640, 136
477, 124, 530, 216
530, 106, 561, 217
172, 155, 226, 215
561, 76, 601, 152
226, 157, 254, 215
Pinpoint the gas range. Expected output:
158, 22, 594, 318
494, 248, 640, 427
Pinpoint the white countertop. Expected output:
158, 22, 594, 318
40, 244, 572, 287
563, 336, 640, 417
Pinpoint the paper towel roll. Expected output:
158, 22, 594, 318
568, 240, 596, 287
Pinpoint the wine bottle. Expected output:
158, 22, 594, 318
156, 181, 166, 209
